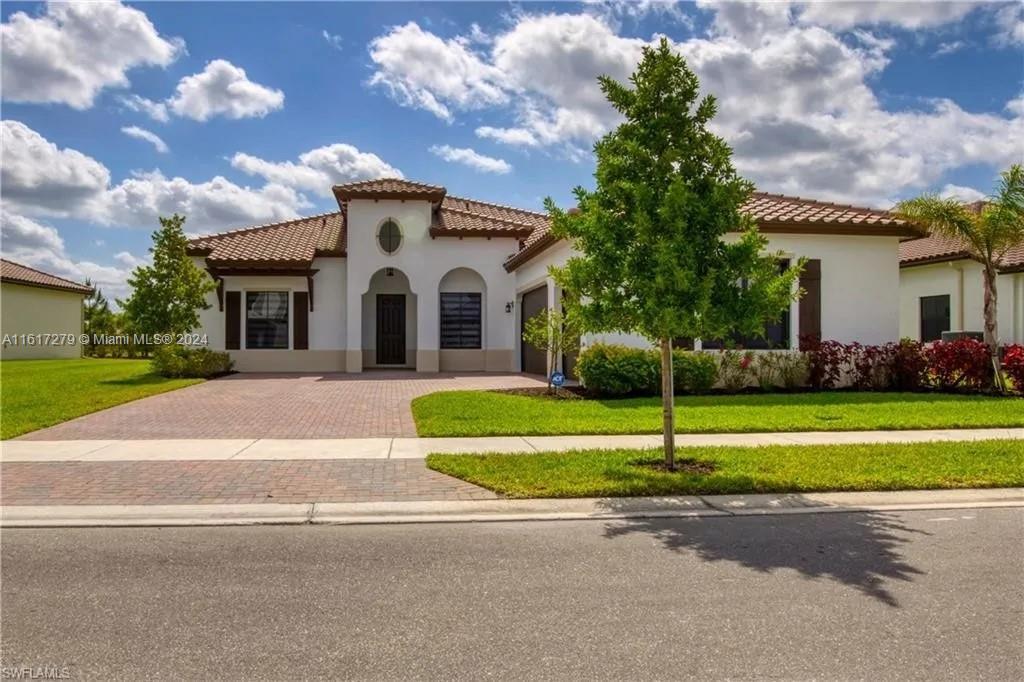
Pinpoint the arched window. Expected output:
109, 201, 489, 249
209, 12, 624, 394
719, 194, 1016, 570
378, 219, 402, 254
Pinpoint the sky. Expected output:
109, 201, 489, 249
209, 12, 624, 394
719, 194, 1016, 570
2, 1, 1022, 301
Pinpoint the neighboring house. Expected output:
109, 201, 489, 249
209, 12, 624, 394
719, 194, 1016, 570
186, 178, 918, 374
899, 234, 1024, 345
0, 259, 92, 360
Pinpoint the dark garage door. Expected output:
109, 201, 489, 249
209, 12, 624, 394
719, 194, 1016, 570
520, 285, 547, 375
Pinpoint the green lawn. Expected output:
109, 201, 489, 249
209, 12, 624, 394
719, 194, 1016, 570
412, 391, 1024, 437
426, 439, 1024, 498
0, 359, 202, 439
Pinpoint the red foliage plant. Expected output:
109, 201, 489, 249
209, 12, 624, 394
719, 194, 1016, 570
1002, 344, 1024, 394
800, 336, 850, 389
923, 338, 991, 391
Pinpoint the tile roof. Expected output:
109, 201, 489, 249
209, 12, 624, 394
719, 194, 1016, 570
186, 212, 345, 269
432, 195, 548, 238
333, 178, 446, 203
0, 258, 93, 294
503, 191, 917, 271
900, 233, 1024, 273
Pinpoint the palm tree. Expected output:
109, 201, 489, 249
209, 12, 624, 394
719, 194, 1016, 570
896, 165, 1024, 391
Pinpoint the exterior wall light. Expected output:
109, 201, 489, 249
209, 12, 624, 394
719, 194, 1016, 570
505, 301, 514, 313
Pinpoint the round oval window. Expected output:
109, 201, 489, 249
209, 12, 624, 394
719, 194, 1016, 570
378, 219, 402, 254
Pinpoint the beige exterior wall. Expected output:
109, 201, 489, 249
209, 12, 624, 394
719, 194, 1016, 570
1, 282, 85, 359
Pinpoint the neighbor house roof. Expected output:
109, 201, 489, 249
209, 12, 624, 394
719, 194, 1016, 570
504, 191, 918, 271
185, 181, 919, 272
0, 258, 93, 294
900, 233, 1024, 273
186, 212, 345, 270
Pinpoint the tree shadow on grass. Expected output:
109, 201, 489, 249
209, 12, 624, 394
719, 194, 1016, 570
99, 374, 177, 387
600, 500, 928, 607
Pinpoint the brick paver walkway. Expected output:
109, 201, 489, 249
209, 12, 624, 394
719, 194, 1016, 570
19, 371, 544, 440
1, 459, 497, 505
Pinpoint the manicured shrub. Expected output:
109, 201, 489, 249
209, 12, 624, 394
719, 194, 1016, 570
674, 350, 718, 394
576, 343, 658, 396
152, 345, 233, 379
889, 339, 927, 391
924, 338, 990, 391
1001, 344, 1024, 394
849, 342, 893, 391
752, 353, 780, 391
717, 349, 754, 393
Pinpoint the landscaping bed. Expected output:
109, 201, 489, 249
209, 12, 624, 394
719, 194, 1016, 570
412, 390, 1024, 437
0, 359, 202, 439
426, 439, 1024, 498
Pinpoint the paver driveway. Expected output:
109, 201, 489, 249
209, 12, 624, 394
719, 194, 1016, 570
19, 371, 545, 440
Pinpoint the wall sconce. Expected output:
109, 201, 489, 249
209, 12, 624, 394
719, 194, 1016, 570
505, 301, 515, 314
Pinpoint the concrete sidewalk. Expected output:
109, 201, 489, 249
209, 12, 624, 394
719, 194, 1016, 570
3, 427, 1022, 462
3, 488, 1022, 527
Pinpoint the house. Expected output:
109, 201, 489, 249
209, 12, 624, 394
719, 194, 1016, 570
186, 178, 919, 374
1, 259, 92, 360
899, 233, 1024, 344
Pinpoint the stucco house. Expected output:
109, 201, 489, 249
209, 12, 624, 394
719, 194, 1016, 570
899, 234, 1024, 345
186, 178, 918, 374
1, 259, 92, 360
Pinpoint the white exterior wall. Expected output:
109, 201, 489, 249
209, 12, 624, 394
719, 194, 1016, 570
900, 261, 1024, 344
0, 283, 85, 359
515, 233, 903, 358
343, 199, 519, 372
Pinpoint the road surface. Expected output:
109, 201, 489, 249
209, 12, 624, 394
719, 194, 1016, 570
2, 509, 1022, 680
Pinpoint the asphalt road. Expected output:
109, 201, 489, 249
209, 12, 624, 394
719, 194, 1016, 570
2, 509, 1023, 681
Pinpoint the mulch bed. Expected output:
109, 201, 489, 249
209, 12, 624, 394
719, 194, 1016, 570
489, 386, 589, 400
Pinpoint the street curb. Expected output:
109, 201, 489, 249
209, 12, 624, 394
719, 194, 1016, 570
3, 488, 1022, 528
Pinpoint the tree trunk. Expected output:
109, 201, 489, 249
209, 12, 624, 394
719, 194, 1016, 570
660, 337, 676, 470
983, 265, 1005, 392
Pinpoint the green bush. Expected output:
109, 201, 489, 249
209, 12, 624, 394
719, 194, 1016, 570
152, 345, 233, 378
577, 344, 719, 396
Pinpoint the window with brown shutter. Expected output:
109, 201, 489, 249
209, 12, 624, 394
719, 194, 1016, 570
293, 292, 309, 350
798, 259, 821, 345
225, 291, 241, 350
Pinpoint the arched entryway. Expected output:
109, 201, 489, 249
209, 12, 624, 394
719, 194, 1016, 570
362, 268, 417, 368
438, 267, 487, 371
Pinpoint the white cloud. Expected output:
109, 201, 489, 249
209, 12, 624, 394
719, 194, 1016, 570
166, 59, 284, 121
994, 2, 1024, 45
1, 120, 110, 213
933, 40, 966, 57
429, 145, 512, 174
476, 125, 540, 147
119, 94, 169, 122
368, 21, 508, 122
121, 126, 168, 154
365, 7, 1023, 206
940, 183, 987, 203
1, 121, 307, 232
0, 210, 139, 301
323, 30, 343, 51
796, 1, 980, 30
1, 1, 182, 109
231, 144, 403, 196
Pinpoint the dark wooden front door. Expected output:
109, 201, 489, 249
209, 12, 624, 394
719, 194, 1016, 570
520, 285, 548, 375
376, 294, 406, 365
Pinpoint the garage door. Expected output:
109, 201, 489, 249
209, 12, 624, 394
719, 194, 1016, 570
520, 285, 547, 375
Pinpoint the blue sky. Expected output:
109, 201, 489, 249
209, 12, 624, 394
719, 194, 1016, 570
2, 1, 1022, 299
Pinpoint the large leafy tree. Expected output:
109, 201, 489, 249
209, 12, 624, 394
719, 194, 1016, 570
120, 214, 214, 338
546, 39, 801, 468
896, 165, 1024, 391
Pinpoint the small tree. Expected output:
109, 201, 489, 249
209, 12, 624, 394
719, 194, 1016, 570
82, 279, 114, 356
120, 214, 214, 340
896, 165, 1024, 392
522, 307, 582, 392
547, 39, 801, 469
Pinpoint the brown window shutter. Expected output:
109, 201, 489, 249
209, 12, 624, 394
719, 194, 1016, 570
799, 259, 821, 345
293, 292, 309, 350
225, 291, 241, 350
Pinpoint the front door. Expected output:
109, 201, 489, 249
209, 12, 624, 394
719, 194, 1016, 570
376, 294, 406, 365
520, 285, 548, 375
